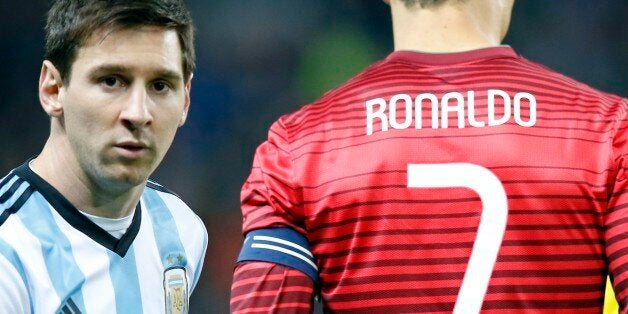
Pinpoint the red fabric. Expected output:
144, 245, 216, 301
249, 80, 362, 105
231, 262, 314, 313
234, 47, 627, 312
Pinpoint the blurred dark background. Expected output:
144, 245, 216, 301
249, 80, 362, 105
0, 1, 626, 312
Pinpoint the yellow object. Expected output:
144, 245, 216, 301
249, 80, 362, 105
604, 276, 619, 314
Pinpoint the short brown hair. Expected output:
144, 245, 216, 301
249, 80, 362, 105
45, 0, 195, 84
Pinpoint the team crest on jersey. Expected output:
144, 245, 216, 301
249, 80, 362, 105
164, 267, 189, 314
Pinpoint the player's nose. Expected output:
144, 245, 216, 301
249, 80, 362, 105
120, 84, 153, 130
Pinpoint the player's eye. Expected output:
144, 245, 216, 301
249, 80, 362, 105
104, 77, 117, 86
99, 76, 125, 89
151, 81, 172, 93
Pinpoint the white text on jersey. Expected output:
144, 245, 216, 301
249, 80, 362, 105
365, 89, 537, 135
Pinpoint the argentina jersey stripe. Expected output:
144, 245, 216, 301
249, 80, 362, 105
16, 193, 88, 313
0, 175, 37, 313
1, 209, 62, 311
107, 249, 143, 313
49, 207, 116, 314
143, 188, 188, 269
133, 201, 167, 313
159, 192, 208, 292
143, 188, 192, 312
0, 237, 32, 311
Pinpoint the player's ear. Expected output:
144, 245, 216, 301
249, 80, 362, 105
39, 60, 64, 118
179, 73, 192, 127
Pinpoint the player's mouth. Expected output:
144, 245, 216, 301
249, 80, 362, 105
113, 141, 150, 159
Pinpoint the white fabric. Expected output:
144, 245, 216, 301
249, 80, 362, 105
0, 253, 30, 314
80, 210, 134, 239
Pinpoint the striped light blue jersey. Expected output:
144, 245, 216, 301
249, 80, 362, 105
0, 162, 208, 314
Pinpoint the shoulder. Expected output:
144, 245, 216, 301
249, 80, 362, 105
278, 58, 392, 131
0, 170, 37, 229
0, 176, 30, 310
142, 180, 208, 274
513, 55, 623, 104
146, 179, 181, 199
143, 180, 206, 236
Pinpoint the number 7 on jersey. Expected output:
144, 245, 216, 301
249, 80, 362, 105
407, 163, 508, 314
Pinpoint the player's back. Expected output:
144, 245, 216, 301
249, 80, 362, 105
263, 47, 626, 312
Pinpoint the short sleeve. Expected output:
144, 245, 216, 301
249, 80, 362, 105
606, 99, 628, 309
240, 119, 305, 235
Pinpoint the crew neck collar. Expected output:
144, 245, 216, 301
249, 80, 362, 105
386, 46, 517, 66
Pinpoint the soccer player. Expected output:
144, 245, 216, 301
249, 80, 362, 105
231, 0, 626, 312
0, 1, 207, 313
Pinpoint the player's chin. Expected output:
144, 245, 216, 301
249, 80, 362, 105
106, 159, 156, 186
110, 167, 151, 187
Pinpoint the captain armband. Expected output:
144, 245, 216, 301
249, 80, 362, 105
236, 227, 319, 284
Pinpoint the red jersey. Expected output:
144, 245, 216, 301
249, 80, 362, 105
231, 47, 627, 313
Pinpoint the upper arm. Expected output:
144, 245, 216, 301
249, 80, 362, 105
240, 120, 305, 234
606, 99, 628, 309
238, 119, 317, 281
234, 120, 317, 311
231, 261, 314, 313
190, 214, 208, 293
236, 227, 318, 285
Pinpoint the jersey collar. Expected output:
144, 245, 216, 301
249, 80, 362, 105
386, 46, 518, 66
14, 161, 141, 257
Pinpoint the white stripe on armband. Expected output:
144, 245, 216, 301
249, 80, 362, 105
251, 243, 318, 270
253, 235, 314, 258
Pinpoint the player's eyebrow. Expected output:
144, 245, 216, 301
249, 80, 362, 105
151, 68, 184, 82
88, 64, 183, 82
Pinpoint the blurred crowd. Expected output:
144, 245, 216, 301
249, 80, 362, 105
0, 1, 625, 312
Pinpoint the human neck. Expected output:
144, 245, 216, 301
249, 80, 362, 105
390, 1, 510, 53
30, 136, 143, 219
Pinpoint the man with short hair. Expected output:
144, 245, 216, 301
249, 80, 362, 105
0, 1, 207, 313
231, 0, 626, 312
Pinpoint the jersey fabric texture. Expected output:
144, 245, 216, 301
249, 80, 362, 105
0, 161, 208, 314
232, 47, 627, 313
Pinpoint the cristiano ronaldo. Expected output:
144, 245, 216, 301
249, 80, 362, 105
231, 0, 627, 313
